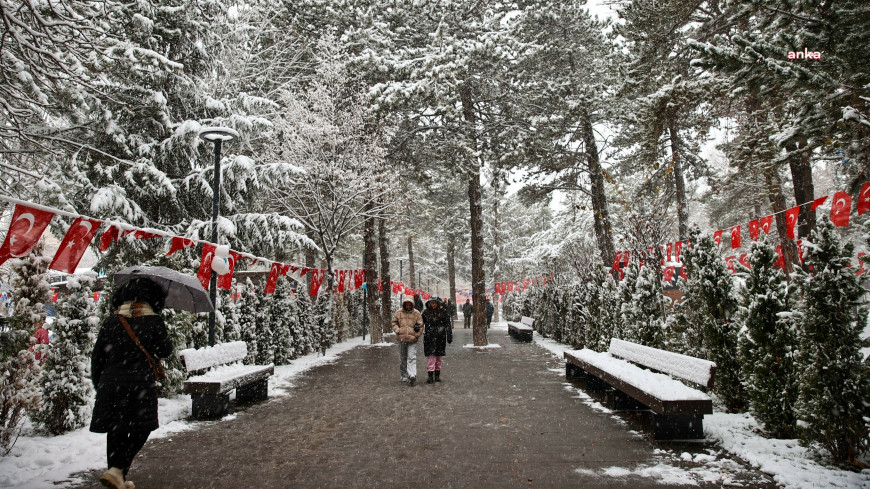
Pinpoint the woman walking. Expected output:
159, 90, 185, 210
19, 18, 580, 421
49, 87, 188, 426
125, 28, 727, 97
90, 278, 173, 489
422, 297, 452, 384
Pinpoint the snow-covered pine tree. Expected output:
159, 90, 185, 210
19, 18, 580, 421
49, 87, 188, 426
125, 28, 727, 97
617, 261, 641, 342
793, 218, 870, 464
0, 348, 41, 455
33, 272, 97, 435
737, 237, 797, 438
237, 280, 261, 364
3, 243, 52, 357
270, 276, 295, 365
253, 285, 274, 365
159, 308, 193, 396
594, 273, 622, 352
219, 288, 242, 343
629, 260, 666, 348
682, 226, 746, 412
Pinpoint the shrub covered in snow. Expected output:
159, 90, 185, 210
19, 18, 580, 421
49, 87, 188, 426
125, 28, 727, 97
0, 349, 41, 455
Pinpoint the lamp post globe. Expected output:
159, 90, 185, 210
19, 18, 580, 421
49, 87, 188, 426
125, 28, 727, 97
198, 126, 238, 346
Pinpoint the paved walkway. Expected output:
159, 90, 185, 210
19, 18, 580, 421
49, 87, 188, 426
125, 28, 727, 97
72, 324, 777, 488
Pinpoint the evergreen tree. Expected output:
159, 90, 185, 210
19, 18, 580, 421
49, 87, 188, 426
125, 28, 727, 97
270, 277, 295, 365
0, 348, 41, 455
237, 280, 261, 364
737, 237, 797, 438
793, 219, 870, 464
682, 226, 746, 412
221, 288, 242, 343
617, 261, 640, 342
595, 273, 622, 352
3, 244, 52, 358
630, 261, 666, 348
33, 272, 97, 435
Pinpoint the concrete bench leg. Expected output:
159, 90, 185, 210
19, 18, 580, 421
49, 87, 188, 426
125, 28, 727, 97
236, 379, 268, 403
608, 390, 648, 411
653, 414, 704, 440
191, 393, 230, 419
566, 363, 586, 379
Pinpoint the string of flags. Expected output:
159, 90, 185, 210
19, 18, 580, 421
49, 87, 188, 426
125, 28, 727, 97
611, 181, 870, 280
0, 195, 438, 299
492, 275, 554, 295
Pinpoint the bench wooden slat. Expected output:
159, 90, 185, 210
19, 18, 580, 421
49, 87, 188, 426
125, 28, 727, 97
608, 338, 716, 390
183, 365, 274, 395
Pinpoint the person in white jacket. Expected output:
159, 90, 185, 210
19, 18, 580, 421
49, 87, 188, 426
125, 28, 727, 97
391, 295, 424, 386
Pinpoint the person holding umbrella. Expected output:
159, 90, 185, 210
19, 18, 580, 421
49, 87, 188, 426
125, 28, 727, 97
90, 266, 212, 489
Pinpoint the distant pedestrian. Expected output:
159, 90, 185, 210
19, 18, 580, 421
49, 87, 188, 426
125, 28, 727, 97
30, 319, 50, 363
413, 293, 424, 312
422, 297, 452, 384
485, 298, 494, 329
462, 299, 472, 329
445, 298, 457, 321
392, 294, 423, 386
90, 278, 173, 489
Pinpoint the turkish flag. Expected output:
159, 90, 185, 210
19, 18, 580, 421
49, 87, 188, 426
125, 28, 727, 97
217, 250, 243, 289
166, 236, 196, 256
774, 245, 785, 270
858, 182, 870, 215
612, 251, 623, 270
622, 250, 631, 267
421, 291, 431, 301
730, 225, 741, 249
98, 226, 119, 252
830, 190, 851, 227
725, 256, 737, 273
300, 267, 311, 277
713, 230, 723, 247
785, 206, 800, 239
679, 266, 688, 280
666, 243, 673, 261
673, 241, 682, 263
355, 270, 366, 289
49, 217, 102, 273
739, 253, 750, 270
196, 243, 216, 290
336, 270, 347, 293
264, 262, 282, 294
309, 269, 324, 296
0, 204, 55, 267
812, 196, 827, 211
747, 220, 760, 241
759, 215, 773, 235
662, 266, 675, 282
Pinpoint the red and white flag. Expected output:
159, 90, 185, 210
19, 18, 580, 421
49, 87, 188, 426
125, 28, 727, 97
725, 255, 737, 273
786, 206, 800, 239
739, 253, 750, 270
759, 215, 773, 235
858, 182, 870, 216
355, 269, 366, 289
196, 243, 217, 290
264, 262, 282, 294
747, 220, 760, 241
830, 190, 851, 227
166, 236, 196, 256
309, 269, 325, 297
217, 250, 243, 290
49, 217, 102, 273
713, 230, 723, 247
812, 196, 827, 211
730, 225, 741, 249
0, 204, 55, 267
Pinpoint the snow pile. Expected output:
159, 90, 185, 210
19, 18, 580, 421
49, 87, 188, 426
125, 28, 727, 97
463, 343, 502, 349
566, 348, 711, 401
179, 341, 248, 371
0, 336, 364, 488
608, 338, 716, 387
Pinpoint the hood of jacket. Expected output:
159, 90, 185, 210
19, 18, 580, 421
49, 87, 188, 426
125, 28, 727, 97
402, 295, 415, 309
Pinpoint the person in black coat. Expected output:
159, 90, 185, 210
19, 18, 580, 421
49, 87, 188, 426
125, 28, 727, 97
90, 278, 173, 489
413, 293, 424, 312
422, 297, 452, 384
485, 298, 494, 329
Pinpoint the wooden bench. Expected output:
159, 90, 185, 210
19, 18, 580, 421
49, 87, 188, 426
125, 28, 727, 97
507, 316, 534, 342
564, 338, 716, 440
179, 341, 274, 419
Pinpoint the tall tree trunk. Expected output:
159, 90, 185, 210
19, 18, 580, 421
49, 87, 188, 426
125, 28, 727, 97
447, 235, 457, 320
788, 143, 816, 240
491, 174, 501, 323
667, 115, 690, 240
407, 235, 416, 289
580, 106, 616, 268
764, 169, 800, 277
461, 84, 488, 347
378, 217, 392, 333
363, 211, 381, 344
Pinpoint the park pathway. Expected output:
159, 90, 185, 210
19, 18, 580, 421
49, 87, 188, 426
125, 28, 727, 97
71, 324, 777, 489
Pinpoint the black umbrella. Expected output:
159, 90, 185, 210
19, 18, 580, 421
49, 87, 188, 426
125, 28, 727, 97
114, 265, 214, 313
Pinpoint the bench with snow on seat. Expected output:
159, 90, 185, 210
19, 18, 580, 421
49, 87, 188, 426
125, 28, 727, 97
507, 316, 535, 342
179, 341, 274, 419
564, 338, 716, 440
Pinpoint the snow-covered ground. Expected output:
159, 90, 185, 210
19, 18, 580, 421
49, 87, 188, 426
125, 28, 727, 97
532, 329, 870, 489
0, 336, 365, 489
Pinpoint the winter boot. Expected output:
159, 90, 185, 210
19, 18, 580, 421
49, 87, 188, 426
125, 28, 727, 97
99, 468, 124, 489
426, 372, 434, 384
408, 377, 416, 387
434, 371, 441, 382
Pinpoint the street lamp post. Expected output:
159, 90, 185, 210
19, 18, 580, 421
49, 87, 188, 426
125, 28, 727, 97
198, 126, 239, 346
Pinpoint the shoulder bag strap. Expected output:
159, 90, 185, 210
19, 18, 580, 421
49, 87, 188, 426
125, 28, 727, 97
117, 314, 159, 370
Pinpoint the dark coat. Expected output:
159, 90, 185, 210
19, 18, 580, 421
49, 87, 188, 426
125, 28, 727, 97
90, 313, 173, 433
485, 302, 494, 320
461, 302, 473, 317
422, 300, 452, 357
413, 294, 424, 312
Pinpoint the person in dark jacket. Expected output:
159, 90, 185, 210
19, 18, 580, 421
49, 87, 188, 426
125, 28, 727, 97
90, 278, 173, 489
461, 299, 472, 329
485, 298, 494, 329
413, 293, 424, 312
445, 298, 457, 321
422, 297, 452, 384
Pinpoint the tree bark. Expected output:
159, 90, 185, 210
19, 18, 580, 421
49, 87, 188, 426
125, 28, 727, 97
788, 144, 816, 240
378, 217, 392, 333
667, 115, 690, 240
461, 84, 488, 347
491, 173, 501, 323
447, 235, 457, 320
305, 229, 316, 294
764, 169, 800, 277
363, 210, 381, 344
407, 235, 416, 289
580, 106, 616, 268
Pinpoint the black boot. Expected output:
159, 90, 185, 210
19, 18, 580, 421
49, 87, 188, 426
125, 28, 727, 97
426, 372, 434, 384
434, 371, 441, 382
408, 377, 416, 387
